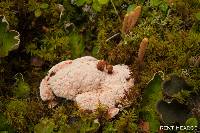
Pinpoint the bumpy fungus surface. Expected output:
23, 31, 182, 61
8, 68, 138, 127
40, 56, 134, 117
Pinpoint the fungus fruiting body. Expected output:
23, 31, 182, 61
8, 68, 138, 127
96, 60, 107, 71
40, 56, 134, 117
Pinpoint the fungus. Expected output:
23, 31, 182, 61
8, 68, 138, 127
97, 60, 107, 71
96, 60, 113, 74
40, 56, 135, 118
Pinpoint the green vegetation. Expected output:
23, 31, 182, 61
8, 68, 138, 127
0, 15, 20, 57
0, 0, 200, 132
140, 72, 163, 132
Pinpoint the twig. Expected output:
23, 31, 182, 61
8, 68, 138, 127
106, 33, 120, 42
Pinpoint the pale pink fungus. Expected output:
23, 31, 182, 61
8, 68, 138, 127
40, 56, 134, 118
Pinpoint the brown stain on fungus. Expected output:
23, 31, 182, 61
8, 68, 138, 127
50, 71, 56, 77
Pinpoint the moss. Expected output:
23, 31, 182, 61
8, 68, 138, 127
5, 99, 29, 131
114, 110, 138, 133
0, 0, 200, 132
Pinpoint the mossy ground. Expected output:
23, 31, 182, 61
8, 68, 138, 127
0, 0, 200, 132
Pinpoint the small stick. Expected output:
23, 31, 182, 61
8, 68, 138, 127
106, 33, 120, 42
